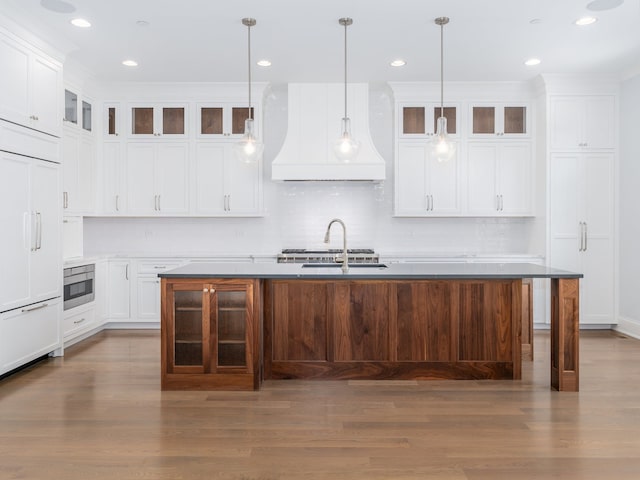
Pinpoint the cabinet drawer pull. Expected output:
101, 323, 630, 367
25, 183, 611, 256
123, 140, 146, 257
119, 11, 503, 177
73, 318, 86, 325
204, 288, 209, 292
22, 303, 48, 313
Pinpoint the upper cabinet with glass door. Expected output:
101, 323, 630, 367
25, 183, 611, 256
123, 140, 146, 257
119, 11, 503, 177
469, 103, 529, 138
64, 89, 93, 134
196, 103, 259, 140
128, 103, 188, 139
398, 103, 460, 139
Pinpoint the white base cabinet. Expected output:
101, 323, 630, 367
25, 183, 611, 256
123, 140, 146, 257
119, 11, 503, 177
0, 298, 61, 376
107, 261, 131, 320
549, 152, 615, 324
134, 260, 183, 322
62, 303, 96, 342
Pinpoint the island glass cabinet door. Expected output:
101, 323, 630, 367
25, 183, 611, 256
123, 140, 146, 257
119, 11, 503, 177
164, 280, 253, 374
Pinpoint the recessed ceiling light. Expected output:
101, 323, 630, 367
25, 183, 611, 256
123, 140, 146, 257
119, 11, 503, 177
390, 59, 406, 67
257, 59, 271, 67
575, 16, 598, 26
587, 0, 624, 11
122, 60, 138, 67
525, 58, 541, 66
70, 18, 91, 28
40, 0, 75, 13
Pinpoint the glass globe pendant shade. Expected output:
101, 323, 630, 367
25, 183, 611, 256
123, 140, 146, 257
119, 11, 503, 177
431, 116, 456, 162
234, 118, 264, 163
333, 117, 361, 162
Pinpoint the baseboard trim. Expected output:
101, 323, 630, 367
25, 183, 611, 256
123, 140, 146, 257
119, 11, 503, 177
615, 316, 640, 340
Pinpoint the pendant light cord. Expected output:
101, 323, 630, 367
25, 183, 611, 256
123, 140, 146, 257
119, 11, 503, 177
247, 22, 252, 120
439, 20, 444, 119
343, 19, 348, 120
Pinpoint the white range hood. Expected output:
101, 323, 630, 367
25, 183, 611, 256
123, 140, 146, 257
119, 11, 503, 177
272, 83, 386, 181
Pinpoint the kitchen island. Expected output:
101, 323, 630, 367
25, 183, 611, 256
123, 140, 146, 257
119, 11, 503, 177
159, 262, 582, 392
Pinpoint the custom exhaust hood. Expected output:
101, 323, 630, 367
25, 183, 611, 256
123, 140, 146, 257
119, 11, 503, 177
271, 83, 386, 181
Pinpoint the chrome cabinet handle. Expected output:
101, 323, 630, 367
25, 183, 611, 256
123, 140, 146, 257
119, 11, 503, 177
578, 222, 584, 252
63, 191, 68, 209
157, 195, 161, 211
30, 212, 37, 251
22, 302, 48, 313
430, 195, 434, 211
36, 212, 42, 250
154, 195, 158, 211
115, 195, 120, 212
73, 317, 86, 325
500, 195, 504, 212
125, 264, 129, 280
583, 222, 588, 252
496, 195, 500, 211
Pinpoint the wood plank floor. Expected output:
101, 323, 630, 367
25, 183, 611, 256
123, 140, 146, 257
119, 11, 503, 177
1, 330, 640, 479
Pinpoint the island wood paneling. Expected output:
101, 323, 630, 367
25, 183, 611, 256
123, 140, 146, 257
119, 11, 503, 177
332, 282, 390, 362
265, 279, 522, 382
395, 281, 456, 362
271, 281, 328, 361
551, 277, 579, 391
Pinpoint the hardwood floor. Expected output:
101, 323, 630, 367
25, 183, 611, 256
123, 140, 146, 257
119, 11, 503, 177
1, 329, 640, 479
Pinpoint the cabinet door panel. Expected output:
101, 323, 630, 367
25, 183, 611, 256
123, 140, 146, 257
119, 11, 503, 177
396, 143, 427, 214
194, 143, 226, 214
396, 282, 454, 361
271, 282, 328, 361
156, 144, 188, 214
30, 55, 61, 136
429, 151, 460, 214
226, 153, 261, 214
497, 143, 530, 214
0, 35, 30, 126
103, 142, 124, 213
584, 97, 615, 149
126, 143, 156, 213
332, 282, 389, 361
458, 281, 513, 362
108, 261, 130, 319
467, 144, 498, 214
30, 160, 61, 302
0, 153, 31, 311
137, 277, 161, 320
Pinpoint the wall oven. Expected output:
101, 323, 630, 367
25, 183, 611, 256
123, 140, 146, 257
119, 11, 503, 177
63, 264, 95, 311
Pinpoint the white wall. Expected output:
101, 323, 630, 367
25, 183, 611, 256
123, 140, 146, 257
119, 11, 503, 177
617, 73, 640, 335
84, 83, 541, 257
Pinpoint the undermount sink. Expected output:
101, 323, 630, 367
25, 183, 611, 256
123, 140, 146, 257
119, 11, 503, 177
301, 263, 388, 269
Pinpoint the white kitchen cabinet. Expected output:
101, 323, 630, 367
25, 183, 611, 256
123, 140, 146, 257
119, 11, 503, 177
469, 103, 529, 138
0, 29, 62, 137
397, 103, 460, 139
134, 260, 183, 322
104, 102, 123, 138
62, 125, 95, 214
107, 261, 131, 320
549, 152, 615, 325
0, 298, 61, 377
128, 103, 188, 138
466, 142, 532, 216
0, 151, 61, 313
102, 141, 126, 214
62, 303, 96, 342
196, 103, 259, 140
395, 142, 460, 216
549, 95, 615, 150
126, 142, 189, 215
194, 143, 263, 215
94, 259, 108, 324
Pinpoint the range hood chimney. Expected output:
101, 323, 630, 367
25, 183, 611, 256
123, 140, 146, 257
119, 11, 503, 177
271, 83, 386, 181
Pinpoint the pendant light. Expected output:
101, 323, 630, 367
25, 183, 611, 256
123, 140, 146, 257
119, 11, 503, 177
234, 17, 264, 163
431, 16, 456, 163
333, 17, 360, 162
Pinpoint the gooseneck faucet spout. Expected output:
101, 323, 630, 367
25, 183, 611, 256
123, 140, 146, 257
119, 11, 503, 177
324, 218, 348, 273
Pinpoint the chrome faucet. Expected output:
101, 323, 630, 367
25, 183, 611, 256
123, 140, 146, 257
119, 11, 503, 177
324, 218, 348, 273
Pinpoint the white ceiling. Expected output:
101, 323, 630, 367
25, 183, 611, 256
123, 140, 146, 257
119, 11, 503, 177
2, 0, 640, 84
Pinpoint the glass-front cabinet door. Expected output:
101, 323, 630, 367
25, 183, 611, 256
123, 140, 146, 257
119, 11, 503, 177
129, 104, 187, 138
169, 282, 208, 373
398, 103, 458, 139
469, 103, 529, 138
197, 103, 255, 139
165, 280, 254, 375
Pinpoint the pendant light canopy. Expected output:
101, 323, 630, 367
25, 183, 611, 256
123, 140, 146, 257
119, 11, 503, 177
431, 16, 456, 163
234, 17, 264, 163
333, 17, 360, 162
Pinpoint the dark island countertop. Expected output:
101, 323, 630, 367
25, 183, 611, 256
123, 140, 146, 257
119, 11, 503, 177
158, 262, 583, 280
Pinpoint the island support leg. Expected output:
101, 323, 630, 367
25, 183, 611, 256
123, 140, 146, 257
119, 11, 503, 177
550, 278, 580, 392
